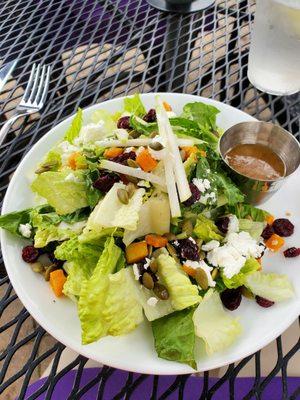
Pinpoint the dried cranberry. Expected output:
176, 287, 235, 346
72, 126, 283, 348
117, 116, 131, 130
172, 238, 200, 261
261, 224, 274, 241
22, 246, 39, 263
215, 216, 230, 234
220, 288, 242, 311
183, 183, 201, 206
283, 247, 300, 258
111, 151, 136, 165
143, 109, 156, 123
272, 218, 294, 237
255, 295, 274, 308
93, 172, 120, 192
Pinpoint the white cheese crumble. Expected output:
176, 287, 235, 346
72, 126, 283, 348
19, 223, 32, 238
184, 259, 216, 287
227, 215, 239, 234
144, 258, 151, 269
201, 240, 220, 252
59, 141, 80, 166
65, 173, 81, 183
166, 111, 177, 118
200, 191, 217, 205
132, 264, 140, 280
137, 180, 151, 188
124, 146, 135, 153
226, 231, 265, 258
79, 122, 106, 144
192, 178, 206, 193
147, 297, 159, 307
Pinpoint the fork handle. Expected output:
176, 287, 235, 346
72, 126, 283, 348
0, 114, 27, 148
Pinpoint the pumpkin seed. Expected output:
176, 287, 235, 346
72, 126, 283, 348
127, 159, 139, 168
125, 175, 139, 184
211, 268, 219, 280
149, 141, 164, 151
149, 259, 158, 273
241, 286, 254, 299
142, 272, 154, 290
182, 219, 193, 237
176, 232, 187, 240
117, 188, 129, 204
180, 149, 186, 161
164, 232, 176, 242
152, 248, 168, 259
196, 238, 203, 248
126, 182, 136, 198
148, 245, 153, 258
44, 264, 59, 281
35, 161, 58, 174
129, 130, 141, 139
199, 250, 206, 260
195, 268, 208, 290
31, 262, 44, 274
153, 282, 169, 300
150, 131, 159, 139
166, 243, 180, 263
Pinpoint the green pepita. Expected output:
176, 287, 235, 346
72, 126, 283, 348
176, 232, 188, 240
44, 264, 59, 281
148, 245, 153, 258
195, 268, 208, 290
153, 282, 169, 300
152, 248, 168, 259
117, 188, 129, 204
164, 232, 176, 242
182, 219, 194, 237
241, 286, 254, 299
166, 243, 180, 263
126, 182, 136, 198
35, 161, 58, 174
127, 159, 139, 168
211, 268, 219, 280
129, 130, 141, 139
149, 259, 158, 273
149, 141, 164, 151
125, 175, 139, 184
199, 250, 206, 260
31, 262, 44, 274
142, 272, 154, 290
150, 131, 159, 139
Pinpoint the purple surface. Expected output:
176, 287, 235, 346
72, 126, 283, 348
24, 368, 300, 399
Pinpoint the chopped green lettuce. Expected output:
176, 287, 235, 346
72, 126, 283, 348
123, 192, 170, 246
63, 261, 89, 299
239, 219, 265, 240
214, 173, 244, 205
184, 153, 197, 179
221, 258, 260, 289
157, 254, 201, 310
193, 290, 242, 355
181, 102, 220, 132
123, 94, 146, 116
90, 109, 116, 133
0, 208, 33, 237
193, 214, 223, 242
152, 308, 197, 369
129, 115, 156, 135
31, 171, 89, 215
64, 108, 83, 143
225, 203, 270, 222
85, 183, 145, 232
245, 272, 294, 302
36, 149, 62, 173
171, 117, 218, 146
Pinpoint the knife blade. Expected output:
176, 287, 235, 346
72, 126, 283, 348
0, 60, 17, 93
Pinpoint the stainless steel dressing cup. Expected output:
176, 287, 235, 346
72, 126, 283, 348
219, 121, 300, 205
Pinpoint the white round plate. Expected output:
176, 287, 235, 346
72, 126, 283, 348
1, 93, 299, 375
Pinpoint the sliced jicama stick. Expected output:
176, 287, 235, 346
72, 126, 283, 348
95, 138, 194, 148
156, 97, 191, 203
155, 107, 181, 218
100, 160, 167, 190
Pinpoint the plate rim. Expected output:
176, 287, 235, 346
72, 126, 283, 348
1, 92, 299, 375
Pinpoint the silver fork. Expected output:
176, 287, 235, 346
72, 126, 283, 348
0, 63, 50, 147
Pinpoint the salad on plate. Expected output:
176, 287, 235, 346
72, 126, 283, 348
0, 94, 296, 369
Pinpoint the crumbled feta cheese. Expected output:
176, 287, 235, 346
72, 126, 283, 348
173, 240, 179, 246
192, 178, 206, 193
115, 128, 129, 142
226, 231, 264, 259
166, 111, 177, 118
147, 297, 158, 307
65, 173, 81, 183
200, 191, 217, 205
227, 215, 239, 234
132, 264, 140, 280
206, 169, 210, 173
207, 245, 246, 279
202, 240, 220, 252
184, 259, 216, 287
203, 179, 211, 190
59, 141, 80, 154
19, 223, 32, 238
144, 258, 151, 269
124, 146, 135, 153
189, 237, 196, 244
137, 180, 151, 188
79, 122, 106, 144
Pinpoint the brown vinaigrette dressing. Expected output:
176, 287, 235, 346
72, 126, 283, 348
225, 143, 285, 181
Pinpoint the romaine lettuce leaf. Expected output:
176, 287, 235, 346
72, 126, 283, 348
181, 102, 220, 132
123, 94, 146, 116
239, 219, 265, 240
0, 208, 33, 237
129, 115, 156, 135
85, 183, 145, 231
152, 308, 197, 369
90, 109, 116, 133
193, 290, 242, 354
123, 192, 170, 246
64, 108, 83, 143
63, 261, 90, 299
214, 173, 244, 205
193, 214, 223, 242
225, 203, 270, 222
157, 254, 201, 310
171, 117, 218, 146
245, 272, 294, 302
36, 149, 62, 173
78, 237, 121, 343
31, 170, 89, 215
221, 258, 260, 289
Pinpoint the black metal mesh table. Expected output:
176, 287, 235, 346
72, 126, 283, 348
0, 0, 299, 399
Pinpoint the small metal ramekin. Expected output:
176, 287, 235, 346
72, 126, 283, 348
219, 121, 300, 205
